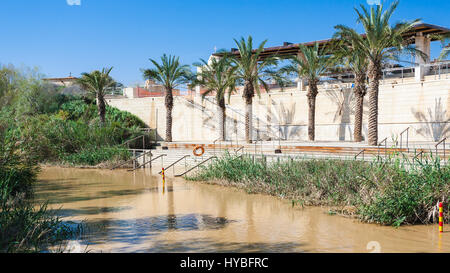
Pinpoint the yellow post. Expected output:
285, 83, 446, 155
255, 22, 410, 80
162, 168, 166, 194
439, 202, 444, 233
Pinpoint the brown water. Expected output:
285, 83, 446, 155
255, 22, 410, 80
36, 167, 450, 253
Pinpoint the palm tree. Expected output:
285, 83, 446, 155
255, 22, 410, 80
335, 1, 422, 145
281, 43, 332, 141
193, 55, 237, 141
432, 33, 450, 60
142, 54, 192, 142
77, 67, 116, 124
332, 36, 369, 142
232, 36, 282, 143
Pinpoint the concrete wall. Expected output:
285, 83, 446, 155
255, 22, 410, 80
108, 76, 450, 142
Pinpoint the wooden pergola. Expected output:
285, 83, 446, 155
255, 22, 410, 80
213, 23, 450, 60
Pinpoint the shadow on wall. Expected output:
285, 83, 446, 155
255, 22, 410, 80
325, 88, 369, 141
412, 98, 450, 142
269, 101, 303, 140
180, 97, 217, 134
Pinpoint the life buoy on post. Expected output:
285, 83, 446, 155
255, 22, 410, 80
193, 146, 205, 157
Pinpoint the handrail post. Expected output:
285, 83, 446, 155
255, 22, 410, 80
143, 149, 146, 169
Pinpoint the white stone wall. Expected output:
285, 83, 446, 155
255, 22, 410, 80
107, 77, 450, 142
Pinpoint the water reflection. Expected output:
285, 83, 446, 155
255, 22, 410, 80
36, 167, 450, 253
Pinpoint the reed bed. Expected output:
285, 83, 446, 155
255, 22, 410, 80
188, 153, 450, 226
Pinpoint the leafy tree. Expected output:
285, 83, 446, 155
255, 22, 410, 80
281, 43, 332, 141
334, 1, 422, 145
332, 35, 369, 142
142, 54, 192, 142
77, 67, 116, 124
232, 36, 283, 143
194, 55, 237, 141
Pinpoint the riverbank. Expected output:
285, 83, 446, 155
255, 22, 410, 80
187, 154, 450, 226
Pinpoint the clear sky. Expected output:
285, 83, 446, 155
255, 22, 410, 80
0, 0, 448, 86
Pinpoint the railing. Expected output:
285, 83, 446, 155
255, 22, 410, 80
424, 61, 450, 80
128, 154, 166, 171
234, 146, 245, 155
399, 127, 410, 152
110, 150, 153, 170
413, 150, 425, 162
213, 138, 222, 156
355, 149, 366, 160
158, 155, 190, 175
122, 135, 146, 149
175, 156, 217, 177
435, 138, 447, 161
377, 137, 388, 158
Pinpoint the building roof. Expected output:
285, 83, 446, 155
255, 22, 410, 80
213, 23, 450, 59
42, 76, 78, 82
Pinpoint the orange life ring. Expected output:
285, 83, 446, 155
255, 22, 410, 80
193, 146, 205, 157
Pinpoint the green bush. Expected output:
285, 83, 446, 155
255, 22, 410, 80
0, 127, 75, 253
60, 146, 131, 166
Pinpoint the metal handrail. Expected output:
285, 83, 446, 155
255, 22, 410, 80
378, 137, 388, 158
234, 146, 245, 155
128, 154, 166, 171
435, 138, 447, 160
213, 138, 221, 156
110, 150, 153, 170
355, 149, 365, 160
121, 135, 145, 149
175, 156, 217, 177
399, 127, 410, 152
158, 155, 190, 174
413, 150, 425, 162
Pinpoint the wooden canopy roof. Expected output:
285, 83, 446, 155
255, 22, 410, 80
213, 23, 450, 59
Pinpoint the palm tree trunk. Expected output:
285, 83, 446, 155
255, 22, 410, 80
165, 88, 174, 142
243, 81, 254, 143
353, 72, 367, 142
217, 97, 226, 141
96, 93, 106, 124
367, 60, 381, 146
307, 81, 318, 141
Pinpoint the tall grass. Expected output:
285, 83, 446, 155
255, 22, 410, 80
0, 129, 76, 253
188, 154, 450, 226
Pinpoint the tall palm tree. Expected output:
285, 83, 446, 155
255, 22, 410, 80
335, 1, 422, 145
232, 36, 282, 143
432, 33, 450, 60
193, 55, 237, 141
77, 67, 116, 124
281, 43, 332, 141
142, 54, 192, 142
331, 36, 369, 142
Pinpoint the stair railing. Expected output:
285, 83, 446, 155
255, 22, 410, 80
354, 149, 365, 160
378, 137, 388, 158
435, 138, 447, 161
175, 156, 217, 177
234, 146, 245, 155
121, 135, 146, 150
110, 150, 153, 170
399, 127, 410, 152
128, 154, 166, 172
213, 137, 221, 156
158, 155, 190, 176
413, 150, 425, 163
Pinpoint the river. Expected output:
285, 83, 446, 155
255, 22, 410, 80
35, 167, 450, 253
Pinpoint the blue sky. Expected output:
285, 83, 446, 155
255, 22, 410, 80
0, 0, 448, 86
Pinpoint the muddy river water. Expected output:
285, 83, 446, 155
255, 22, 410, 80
36, 167, 450, 253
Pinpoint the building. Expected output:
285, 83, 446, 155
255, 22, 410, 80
108, 23, 450, 143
